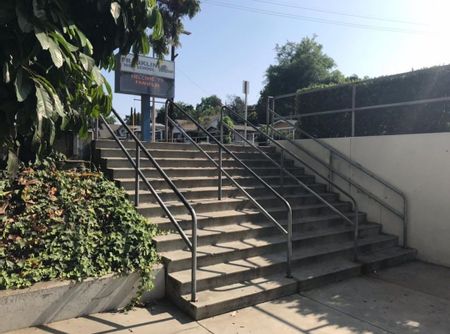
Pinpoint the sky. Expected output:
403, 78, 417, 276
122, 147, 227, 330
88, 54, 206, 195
102, 0, 450, 119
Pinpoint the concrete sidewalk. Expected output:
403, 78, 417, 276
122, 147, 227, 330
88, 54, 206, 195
8, 261, 450, 334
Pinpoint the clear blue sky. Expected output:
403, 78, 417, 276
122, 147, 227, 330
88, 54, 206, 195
102, 0, 450, 118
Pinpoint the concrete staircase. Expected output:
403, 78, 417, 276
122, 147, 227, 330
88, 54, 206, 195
94, 140, 416, 320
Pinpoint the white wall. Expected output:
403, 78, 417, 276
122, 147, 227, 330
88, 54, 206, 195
278, 133, 450, 267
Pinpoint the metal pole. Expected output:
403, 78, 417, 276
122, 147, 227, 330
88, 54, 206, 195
351, 85, 356, 137
191, 216, 198, 302
152, 97, 156, 142
135, 141, 140, 207
328, 151, 334, 192
280, 150, 284, 190
244, 82, 249, 142
287, 208, 293, 278
218, 109, 223, 200
165, 102, 169, 142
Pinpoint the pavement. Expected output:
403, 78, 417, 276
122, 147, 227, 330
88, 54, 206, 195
8, 261, 450, 334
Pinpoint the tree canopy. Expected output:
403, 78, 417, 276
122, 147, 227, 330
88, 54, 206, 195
256, 36, 354, 120
0, 0, 166, 172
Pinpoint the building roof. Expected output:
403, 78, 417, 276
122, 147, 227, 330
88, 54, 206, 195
173, 119, 197, 132
233, 124, 258, 132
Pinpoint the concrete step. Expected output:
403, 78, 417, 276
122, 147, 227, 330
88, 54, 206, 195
94, 140, 275, 153
148, 202, 353, 228
162, 229, 395, 273
97, 147, 283, 160
359, 246, 417, 273
126, 183, 327, 204
154, 212, 368, 252
116, 174, 315, 191
138, 192, 339, 218
170, 257, 361, 320
150, 205, 362, 232
167, 224, 380, 295
106, 166, 306, 180
101, 157, 295, 169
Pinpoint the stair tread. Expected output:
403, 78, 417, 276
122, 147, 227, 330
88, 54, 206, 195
181, 273, 297, 307
155, 218, 375, 243
358, 246, 417, 263
117, 174, 309, 182
125, 183, 309, 196
110, 166, 301, 171
137, 192, 335, 210
150, 202, 350, 224
162, 226, 388, 263
169, 230, 373, 285
180, 257, 359, 307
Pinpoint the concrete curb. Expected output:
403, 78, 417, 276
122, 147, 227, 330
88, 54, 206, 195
0, 264, 165, 333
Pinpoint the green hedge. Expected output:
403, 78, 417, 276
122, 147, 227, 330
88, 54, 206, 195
295, 65, 450, 137
0, 154, 158, 295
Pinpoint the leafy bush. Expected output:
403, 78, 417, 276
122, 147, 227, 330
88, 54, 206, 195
0, 154, 158, 293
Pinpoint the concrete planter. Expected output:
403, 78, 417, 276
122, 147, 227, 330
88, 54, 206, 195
0, 264, 164, 333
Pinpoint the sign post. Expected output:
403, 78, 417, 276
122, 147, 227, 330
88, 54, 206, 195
242, 80, 250, 142
115, 55, 175, 142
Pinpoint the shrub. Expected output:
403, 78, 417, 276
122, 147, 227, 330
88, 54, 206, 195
0, 154, 158, 294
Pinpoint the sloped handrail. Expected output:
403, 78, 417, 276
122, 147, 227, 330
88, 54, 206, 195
270, 109, 407, 247
166, 101, 294, 277
99, 108, 198, 302
222, 106, 360, 258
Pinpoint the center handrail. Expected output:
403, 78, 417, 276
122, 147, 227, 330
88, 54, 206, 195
269, 109, 407, 247
98, 108, 198, 302
166, 100, 294, 277
222, 106, 360, 258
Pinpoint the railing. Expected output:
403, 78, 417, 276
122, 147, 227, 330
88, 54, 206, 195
165, 101, 294, 277
98, 109, 198, 302
266, 104, 408, 247
222, 106, 360, 258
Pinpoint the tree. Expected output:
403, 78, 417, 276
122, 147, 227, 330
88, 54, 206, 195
0, 0, 167, 174
256, 36, 348, 121
226, 95, 258, 124
152, 0, 201, 57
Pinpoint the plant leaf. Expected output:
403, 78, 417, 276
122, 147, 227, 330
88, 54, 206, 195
15, 69, 33, 102
7, 149, 18, 177
110, 2, 121, 23
15, 2, 33, 33
2, 62, 10, 83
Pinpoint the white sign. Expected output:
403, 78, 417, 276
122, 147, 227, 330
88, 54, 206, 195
242, 80, 250, 95
119, 55, 175, 80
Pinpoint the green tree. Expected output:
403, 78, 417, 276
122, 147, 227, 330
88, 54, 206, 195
226, 95, 258, 124
256, 36, 347, 121
0, 0, 165, 173
152, 0, 201, 57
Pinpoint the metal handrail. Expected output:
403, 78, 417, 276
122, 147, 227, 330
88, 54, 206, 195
268, 109, 408, 247
166, 101, 294, 277
223, 106, 360, 258
98, 109, 198, 302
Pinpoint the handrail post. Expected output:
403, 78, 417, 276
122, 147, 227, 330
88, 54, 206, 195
191, 216, 198, 302
287, 207, 293, 278
218, 108, 224, 200
165, 101, 169, 142
351, 85, 356, 137
135, 141, 140, 207
328, 151, 334, 192
280, 150, 285, 190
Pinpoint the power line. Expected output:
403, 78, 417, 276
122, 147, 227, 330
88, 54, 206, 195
242, 0, 427, 26
203, 0, 432, 34
177, 67, 211, 95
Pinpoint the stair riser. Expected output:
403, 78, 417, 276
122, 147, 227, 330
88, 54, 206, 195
167, 279, 297, 321
108, 167, 305, 179
172, 249, 365, 296
361, 250, 417, 273
156, 216, 372, 253
103, 158, 294, 169
139, 193, 339, 218
118, 175, 315, 191
165, 226, 386, 273
129, 184, 327, 204
95, 140, 276, 153
99, 148, 283, 161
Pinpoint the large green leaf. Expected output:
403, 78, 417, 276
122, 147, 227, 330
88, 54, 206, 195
14, 68, 33, 102
110, 2, 121, 23
47, 39, 64, 68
